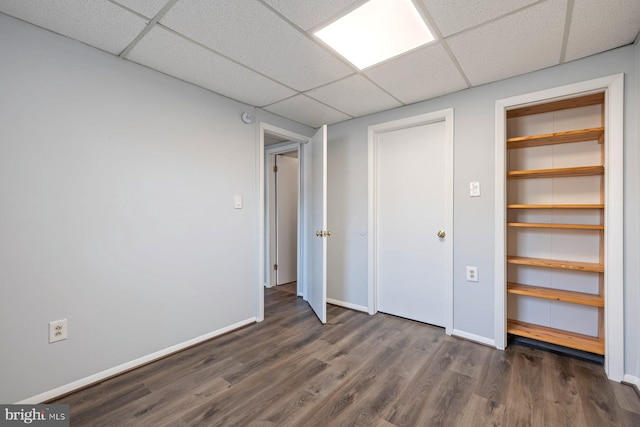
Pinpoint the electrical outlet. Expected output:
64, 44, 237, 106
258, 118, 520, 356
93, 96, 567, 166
470, 182, 480, 197
49, 319, 67, 343
466, 266, 479, 282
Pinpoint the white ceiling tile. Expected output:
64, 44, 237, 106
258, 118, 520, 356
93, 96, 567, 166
2, 0, 637, 128
110, 0, 168, 19
160, 0, 354, 91
306, 75, 402, 117
447, 0, 566, 86
364, 43, 468, 104
422, 0, 538, 37
0, 0, 147, 55
262, 0, 363, 31
127, 26, 296, 106
265, 95, 351, 127
565, 0, 640, 62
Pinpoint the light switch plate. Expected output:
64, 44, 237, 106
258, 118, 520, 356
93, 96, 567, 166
470, 182, 480, 197
234, 195, 243, 209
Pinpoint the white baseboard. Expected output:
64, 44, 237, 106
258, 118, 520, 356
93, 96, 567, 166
623, 374, 640, 392
17, 317, 256, 404
452, 329, 496, 348
327, 298, 368, 313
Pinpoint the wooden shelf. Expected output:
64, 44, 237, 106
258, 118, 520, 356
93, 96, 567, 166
507, 93, 604, 118
507, 127, 604, 149
507, 319, 604, 354
507, 204, 604, 209
505, 93, 607, 357
507, 165, 604, 179
507, 222, 603, 230
507, 282, 603, 307
507, 256, 604, 272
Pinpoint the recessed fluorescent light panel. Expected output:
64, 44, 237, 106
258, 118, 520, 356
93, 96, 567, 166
315, 0, 434, 70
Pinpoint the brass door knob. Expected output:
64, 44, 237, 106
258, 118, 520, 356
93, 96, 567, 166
316, 231, 323, 237
437, 230, 446, 238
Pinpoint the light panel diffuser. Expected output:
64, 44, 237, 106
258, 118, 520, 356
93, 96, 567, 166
315, 0, 434, 70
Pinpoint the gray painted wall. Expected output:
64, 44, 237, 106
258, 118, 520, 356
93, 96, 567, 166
327, 44, 639, 378
0, 14, 312, 403
1, 10, 637, 404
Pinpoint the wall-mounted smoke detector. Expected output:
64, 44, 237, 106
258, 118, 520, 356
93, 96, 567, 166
241, 112, 254, 124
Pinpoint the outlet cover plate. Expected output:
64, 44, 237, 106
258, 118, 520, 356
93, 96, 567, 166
470, 182, 480, 197
49, 319, 67, 343
466, 266, 479, 282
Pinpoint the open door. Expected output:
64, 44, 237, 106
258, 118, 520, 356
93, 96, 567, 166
308, 125, 328, 323
275, 153, 298, 285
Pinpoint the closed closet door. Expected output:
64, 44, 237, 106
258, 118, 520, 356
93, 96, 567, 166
376, 120, 447, 326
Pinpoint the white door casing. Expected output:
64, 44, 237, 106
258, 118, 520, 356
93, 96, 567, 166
368, 110, 454, 334
494, 74, 624, 381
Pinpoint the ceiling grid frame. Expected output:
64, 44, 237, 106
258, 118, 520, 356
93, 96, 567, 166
118, 0, 179, 58
559, 0, 576, 63
0, 0, 637, 127
136, 22, 302, 105
412, 0, 472, 88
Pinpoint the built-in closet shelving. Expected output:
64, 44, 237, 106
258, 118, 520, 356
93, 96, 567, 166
505, 92, 605, 355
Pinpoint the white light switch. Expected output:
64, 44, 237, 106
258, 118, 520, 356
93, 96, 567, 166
234, 195, 243, 209
470, 182, 480, 197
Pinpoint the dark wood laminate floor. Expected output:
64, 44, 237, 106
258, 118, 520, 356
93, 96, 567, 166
53, 284, 640, 426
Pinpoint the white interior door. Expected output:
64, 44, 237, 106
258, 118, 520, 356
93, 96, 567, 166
275, 154, 298, 285
308, 125, 327, 323
376, 121, 447, 326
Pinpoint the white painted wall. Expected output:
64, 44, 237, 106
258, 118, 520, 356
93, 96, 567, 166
0, 14, 313, 403
327, 44, 639, 379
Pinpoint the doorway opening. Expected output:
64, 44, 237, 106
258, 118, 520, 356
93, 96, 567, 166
494, 74, 624, 380
258, 123, 328, 324
269, 150, 299, 289
259, 124, 310, 321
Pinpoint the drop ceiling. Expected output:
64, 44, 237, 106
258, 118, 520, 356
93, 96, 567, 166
1, 0, 639, 128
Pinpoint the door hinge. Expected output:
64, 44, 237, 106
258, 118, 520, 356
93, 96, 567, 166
273, 263, 278, 270
273, 165, 278, 173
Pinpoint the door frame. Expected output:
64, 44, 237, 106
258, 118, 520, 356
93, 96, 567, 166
258, 123, 310, 322
367, 109, 454, 334
494, 74, 624, 381
266, 147, 300, 289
